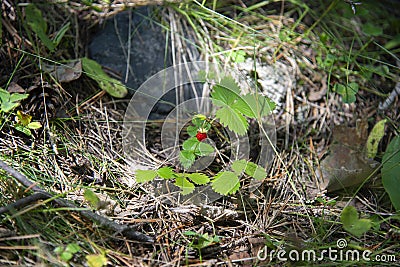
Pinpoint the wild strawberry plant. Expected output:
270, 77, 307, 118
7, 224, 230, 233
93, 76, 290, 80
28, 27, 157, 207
135, 75, 276, 196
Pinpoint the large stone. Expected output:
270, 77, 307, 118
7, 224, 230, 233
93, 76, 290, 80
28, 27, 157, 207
89, 6, 172, 94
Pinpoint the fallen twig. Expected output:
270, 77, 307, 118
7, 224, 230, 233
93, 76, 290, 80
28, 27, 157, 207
0, 159, 153, 243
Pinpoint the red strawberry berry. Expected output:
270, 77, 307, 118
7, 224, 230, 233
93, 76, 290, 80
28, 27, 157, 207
196, 131, 207, 141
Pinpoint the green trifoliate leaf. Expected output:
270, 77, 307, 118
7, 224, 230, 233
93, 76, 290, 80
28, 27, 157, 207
175, 176, 195, 195
192, 117, 204, 128
212, 171, 240, 195
186, 173, 210, 185
1, 101, 19, 113
135, 170, 157, 183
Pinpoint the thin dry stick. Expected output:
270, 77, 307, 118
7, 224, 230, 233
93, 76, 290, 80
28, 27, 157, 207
0, 160, 153, 243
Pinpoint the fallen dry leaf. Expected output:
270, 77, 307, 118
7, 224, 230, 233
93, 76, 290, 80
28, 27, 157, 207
41, 59, 82, 83
317, 122, 379, 192
7, 82, 25, 93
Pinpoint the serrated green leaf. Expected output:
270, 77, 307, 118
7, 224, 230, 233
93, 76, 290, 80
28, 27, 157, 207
195, 142, 214, 156
212, 171, 240, 195
182, 137, 199, 150
179, 150, 195, 169
81, 57, 127, 98
187, 125, 198, 137
366, 119, 386, 158
25, 4, 55, 51
157, 167, 175, 179
215, 106, 248, 136
27, 121, 42, 129
175, 176, 195, 195
186, 173, 210, 185
135, 170, 157, 183
211, 76, 241, 106
244, 162, 267, 180
84, 189, 100, 209
382, 136, 400, 211
86, 254, 108, 267
219, 76, 241, 95
232, 94, 275, 118
231, 159, 247, 175
340, 206, 371, 237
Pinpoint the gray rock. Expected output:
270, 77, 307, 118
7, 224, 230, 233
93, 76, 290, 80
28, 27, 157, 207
89, 6, 172, 93
89, 7, 202, 119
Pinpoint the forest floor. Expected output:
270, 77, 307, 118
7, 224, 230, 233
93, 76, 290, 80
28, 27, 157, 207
0, 0, 399, 266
